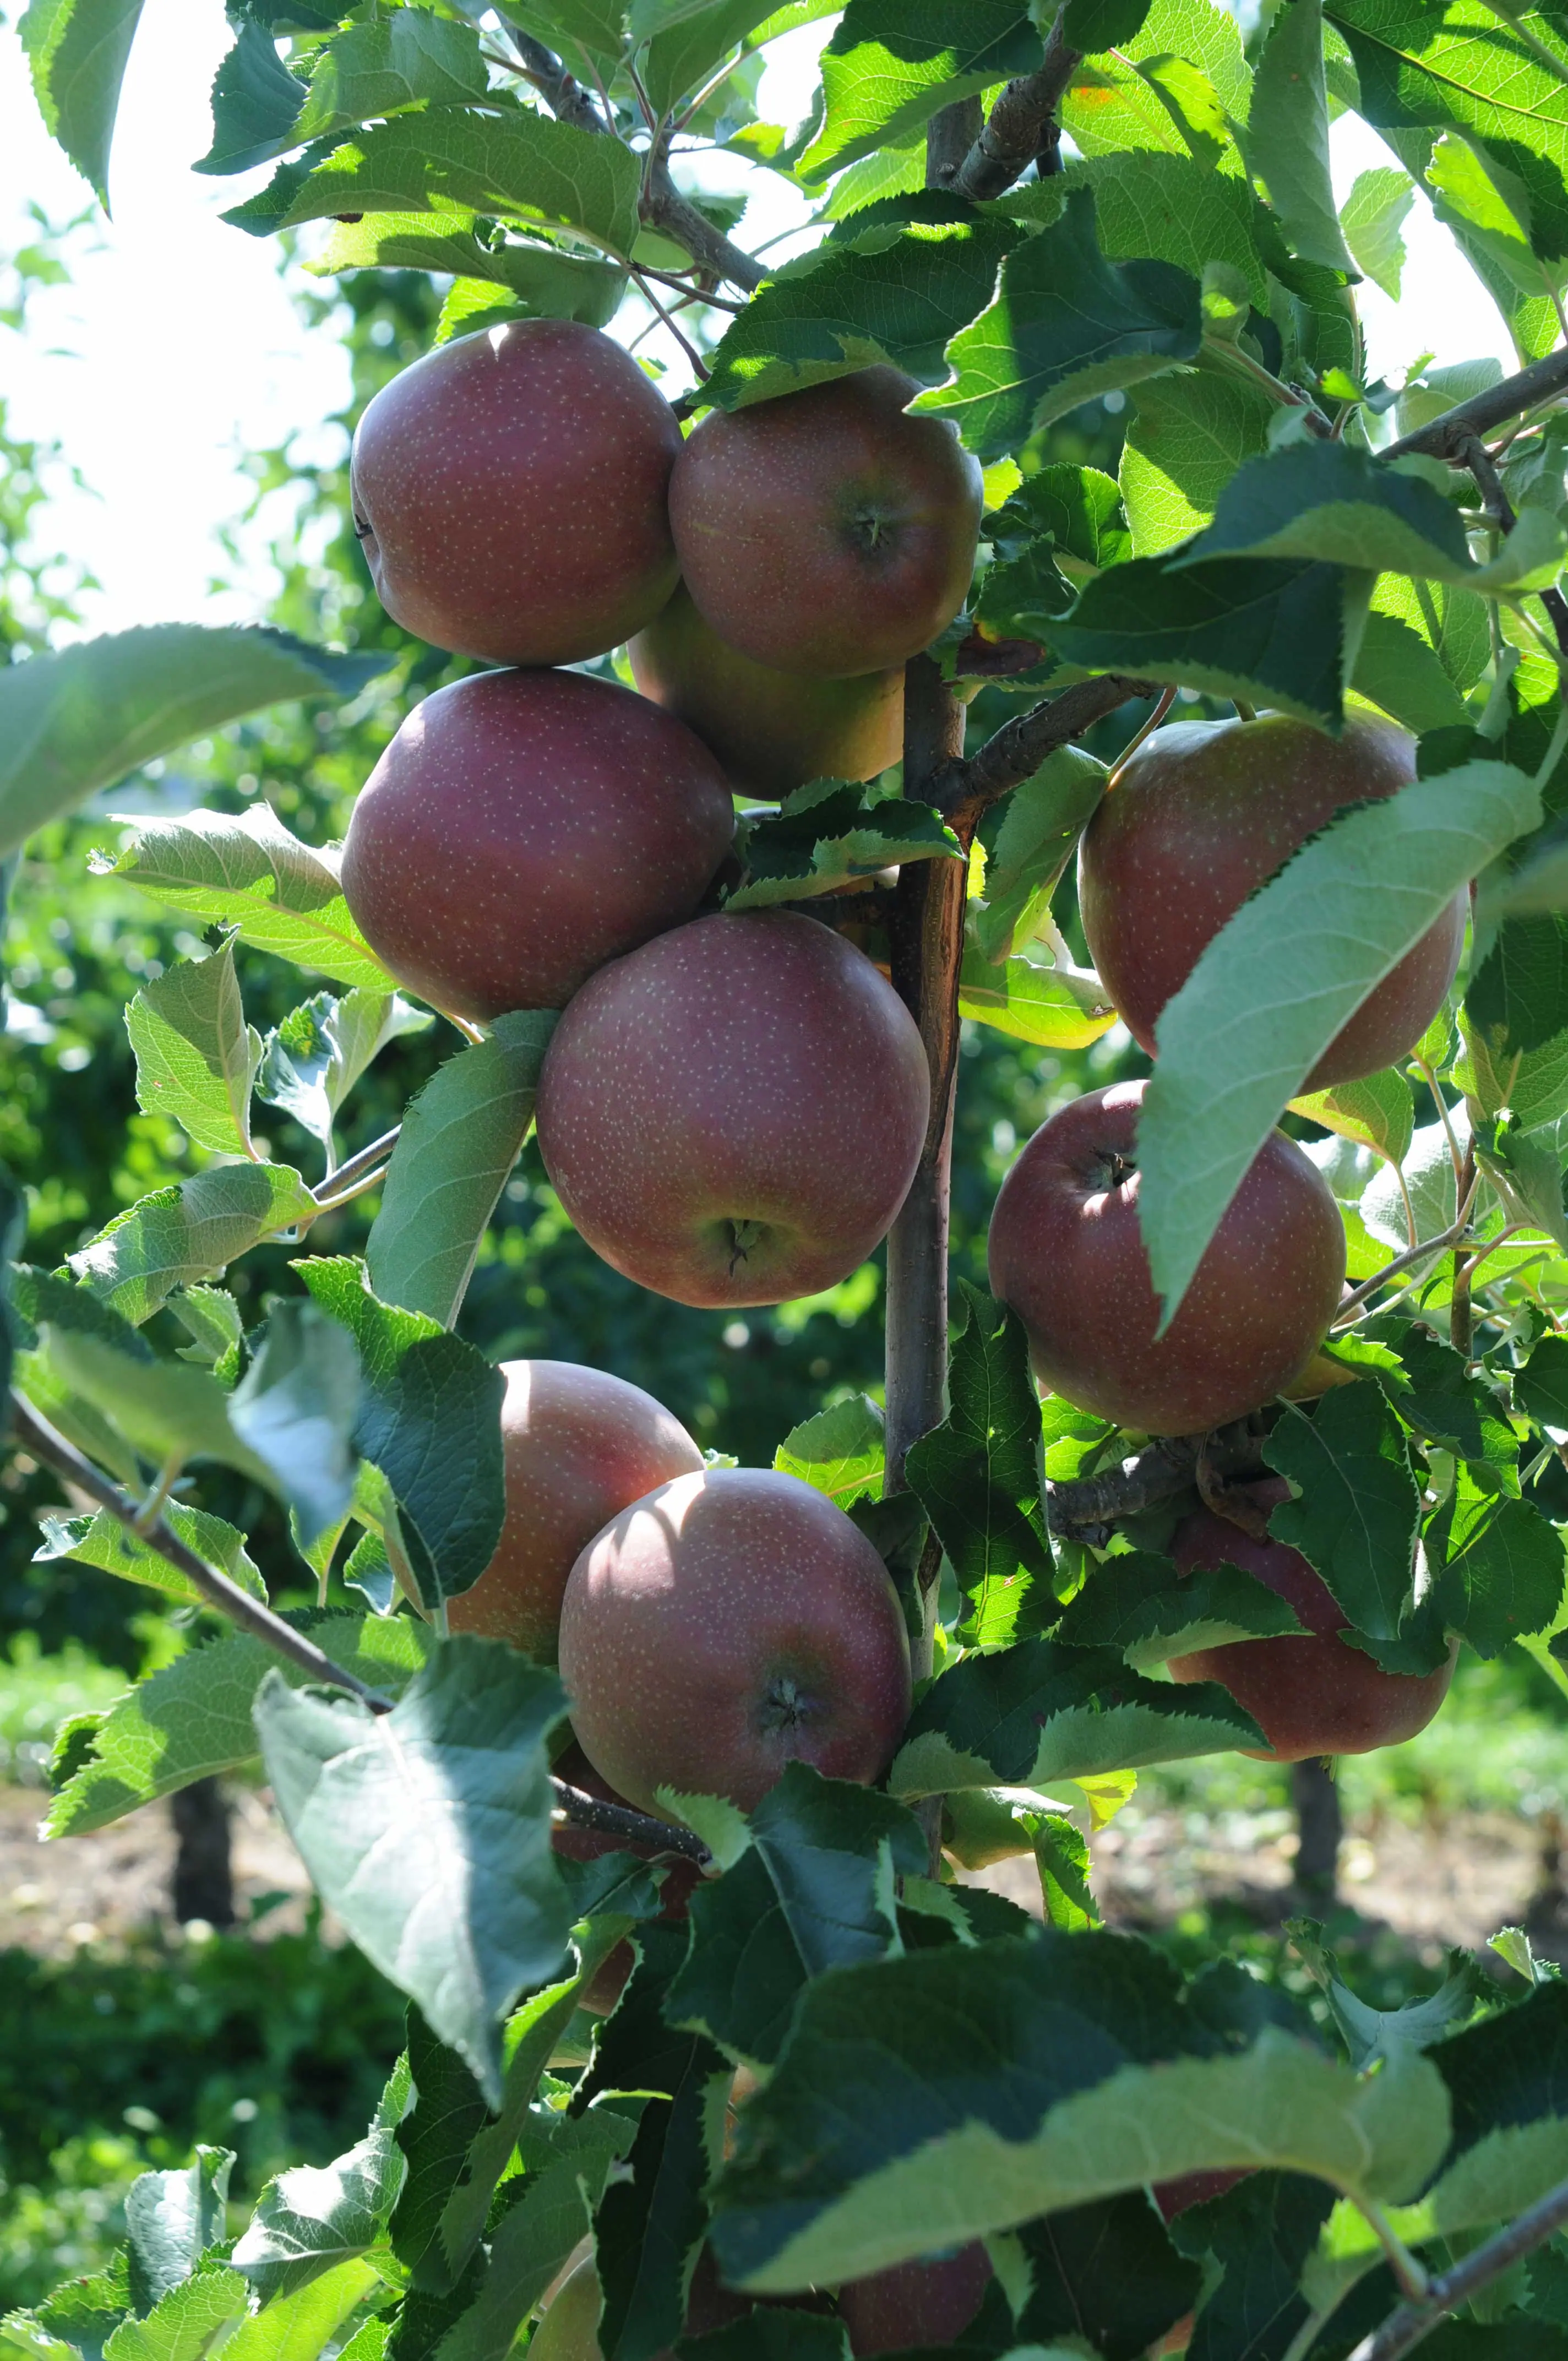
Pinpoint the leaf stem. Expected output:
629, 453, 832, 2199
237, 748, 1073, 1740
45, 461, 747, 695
1331, 1202, 1477, 1323
1106, 685, 1177, 788
1352, 2199, 1430, 2304
1346, 2169, 1568, 2359
310, 1125, 400, 1209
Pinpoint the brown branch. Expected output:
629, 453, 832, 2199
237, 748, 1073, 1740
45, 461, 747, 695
934, 674, 1158, 830
642, 130, 767, 293
315, 1124, 401, 1204
491, 19, 609, 135
1379, 343, 1568, 461
552, 1780, 712, 1864
951, 8, 1084, 203
924, 96, 984, 189
1452, 429, 1568, 664
1346, 2171, 1568, 2360
1451, 1138, 1478, 1355
1046, 1422, 1266, 1544
10, 1392, 398, 1711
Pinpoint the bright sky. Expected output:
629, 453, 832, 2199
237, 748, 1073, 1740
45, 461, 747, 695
0, 5, 1522, 645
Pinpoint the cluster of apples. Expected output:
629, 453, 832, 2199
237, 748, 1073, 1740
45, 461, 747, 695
995, 710, 1466, 1758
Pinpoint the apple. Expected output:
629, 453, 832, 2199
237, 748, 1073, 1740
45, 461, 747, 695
558, 1466, 912, 1815
529, 2260, 603, 2361
987, 1080, 1345, 1435
1166, 1479, 1455, 1759
1153, 2170, 1250, 2222
350, 318, 681, 664
535, 911, 930, 1308
549, 1743, 704, 2015
339, 667, 735, 1022
668, 367, 983, 677
1078, 713, 1466, 1090
630, 583, 904, 797
448, 1361, 704, 1663
836, 2246, 993, 2354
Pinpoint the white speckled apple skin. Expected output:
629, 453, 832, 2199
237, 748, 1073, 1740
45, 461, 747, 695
350, 318, 681, 665
339, 666, 736, 1020
669, 367, 983, 678
534, 910, 932, 1307
988, 1079, 1346, 1435
559, 1467, 913, 1815
447, 1361, 705, 1663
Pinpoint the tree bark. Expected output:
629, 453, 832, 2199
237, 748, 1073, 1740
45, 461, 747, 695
170, 1777, 236, 1929
1291, 1757, 1342, 1901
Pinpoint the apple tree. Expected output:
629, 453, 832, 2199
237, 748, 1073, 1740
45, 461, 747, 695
14, 0, 1568, 2353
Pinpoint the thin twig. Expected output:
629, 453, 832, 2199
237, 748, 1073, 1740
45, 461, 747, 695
934, 674, 1158, 829
630, 266, 710, 377
308, 1165, 391, 1221
951, 7, 1083, 201
10, 1393, 398, 1711
1346, 2169, 1568, 2359
311, 1126, 400, 1207
1380, 344, 1568, 461
552, 1781, 711, 1865
641, 126, 766, 293
1107, 684, 1177, 788
1451, 1138, 1479, 1354
1332, 1204, 1477, 1323
1046, 1422, 1266, 1543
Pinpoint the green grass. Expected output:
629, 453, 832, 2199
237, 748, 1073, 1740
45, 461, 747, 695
0, 1632, 128, 1785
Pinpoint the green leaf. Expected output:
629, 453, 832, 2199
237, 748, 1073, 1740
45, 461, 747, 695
1117, 368, 1275, 559
34, 1500, 265, 1609
1263, 1384, 1421, 1641
644, 0, 794, 113
1164, 2171, 1333, 2361
232, 2118, 406, 2304
31, 2249, 133, 2361
1244, 0, 1358, 275
773, 1395, 885, 1506
1358, 1320, 1517, 1464
193, 21, 306, 177
957, 942, 1119, 1048
1291, 1069, 1414, 1170
890, 1637, 1267, 1798
1341, 163, 1415, 297
1353, 590, 1482, 734
101, 2265, 249, 2361
666, 1764, 924, 2067
0, 626, 389, 862
1518, 1331, 1568, 1427
1015, 2190, 1199, 2353
311, 217, 628, 329
1469, 911, 1568, 1059
271, 106, 643, 262
1326, 0, 1568, 263
168, 1286, 244, 1375
365, 1011, 557, 1330
127, 942, 262, 1158
699, 209, 1026, 410
258, 989, 429, 1158
911, 188, 1202, 460
1050, 550, 1363, 726
19, 0, 146, 206
1062, 0, 1155, 50
220, 2261, 379, 2361
98, 804, 392, 989
296, 1258, 504, 1604
68, 1163, 316, 1325
125, 2149, 233, 2313
596, 2065, 728, 2361
1136, 759, 1540, 1321
1428, 1467, 1566, 1655
254, 1638, 571, 2110
798, 0, 1043, 181
707, 1937, 1450, 2289
905, 1284, 1053, 1648
433, 2105, 639, 2361
1050, 1551, 1309, 1667
44, 1614, 431, 1837
1026, 150, 1268, 311
1292, 1923, 1482, 2071
1179, 438, 1566, 588
972, 744, 1108, 963
287, 13, 491, 153
725, 781, 961, 911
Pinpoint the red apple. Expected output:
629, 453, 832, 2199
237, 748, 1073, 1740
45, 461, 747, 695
836, 2246, 993, 2354
987, 1081, 1345, 1435
558, 1467, 912, 1815
535, 911, 930, 1308
339, 667, 734, 1022
1078, 714, 1465, 1090
549, 1743, 704, 2015
350, 319, 680, 664
669, 368, 983, 677
448, 1362, 704, 1663
529, 2259, 603, 2360
1167, 1480, 1455, 1759
1153, 2170, 1250, 2222
629, 582, 904, 796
